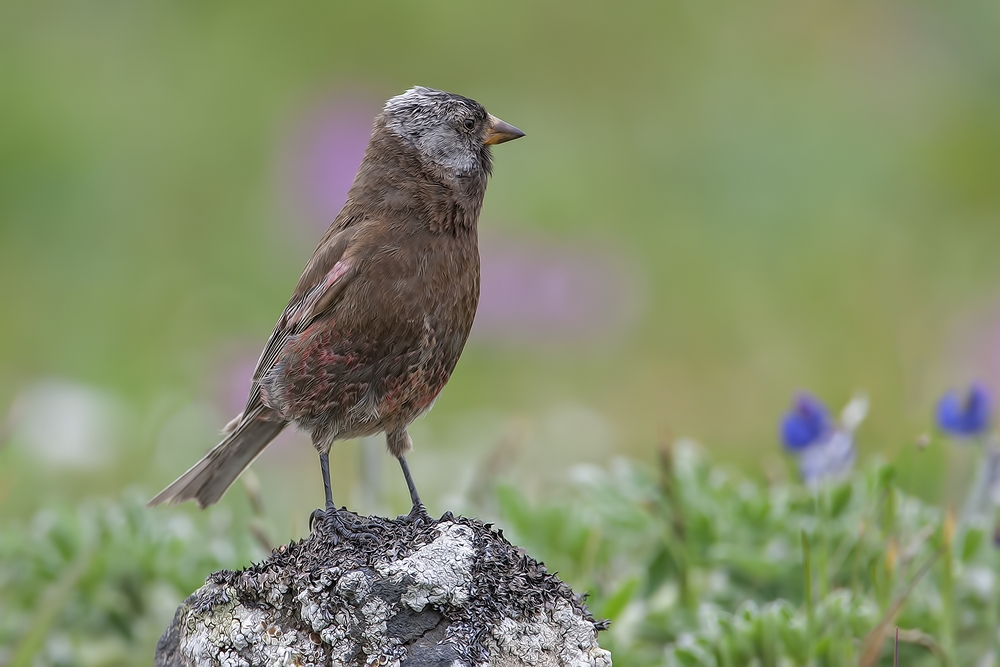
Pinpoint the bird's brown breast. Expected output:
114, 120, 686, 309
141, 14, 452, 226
261, 223, 480, 442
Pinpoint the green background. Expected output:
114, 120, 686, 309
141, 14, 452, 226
2, 0, 999, 530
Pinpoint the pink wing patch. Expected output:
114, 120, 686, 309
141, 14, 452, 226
284, 259, 353, 330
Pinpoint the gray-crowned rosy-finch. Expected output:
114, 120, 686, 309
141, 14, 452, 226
149, 87, 524, 537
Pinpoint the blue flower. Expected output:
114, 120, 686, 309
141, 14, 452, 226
780, 392, 858, 487
780, 393, 832, 451
936, 383, 992, 438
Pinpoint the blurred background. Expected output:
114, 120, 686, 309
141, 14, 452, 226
3, 1, 1000, 537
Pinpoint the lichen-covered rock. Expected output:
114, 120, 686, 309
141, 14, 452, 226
155, 512, 610, 667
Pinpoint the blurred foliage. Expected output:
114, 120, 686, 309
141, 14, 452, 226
0, 492, 261, 667
3, 447, 998, 666
497, 444, 999, 667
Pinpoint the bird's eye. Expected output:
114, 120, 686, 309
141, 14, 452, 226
463, 118, 475, 130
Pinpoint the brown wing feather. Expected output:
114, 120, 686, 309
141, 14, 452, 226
242, 223, 363, 415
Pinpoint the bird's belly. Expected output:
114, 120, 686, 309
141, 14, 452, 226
260, 322, 466, 443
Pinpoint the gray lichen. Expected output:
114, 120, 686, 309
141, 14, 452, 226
155, 513, 610, 667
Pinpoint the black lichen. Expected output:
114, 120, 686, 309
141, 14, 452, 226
156, 511, 606, 667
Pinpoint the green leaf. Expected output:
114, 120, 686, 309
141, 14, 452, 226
645, 545, 676, 594
672, 644, 716, 667
875, 463, 896, 491
779, 618, 808, 664
598, 577, 640, 621
814, 635, 832, 660
960, 528, 984, 562
828, 482, 853, 519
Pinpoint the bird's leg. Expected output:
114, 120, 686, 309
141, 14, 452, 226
387, 428, 434, 524
309, 451, 374, 544
397, 455, 433, 524
320, 451, 335, 511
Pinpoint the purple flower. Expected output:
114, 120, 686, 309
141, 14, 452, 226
275, 91, 382, 237
780, 392, 859, 487
780, 393, 832, 451
936, 383, 992, 438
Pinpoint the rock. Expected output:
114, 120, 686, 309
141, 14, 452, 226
155, 512, 610, 667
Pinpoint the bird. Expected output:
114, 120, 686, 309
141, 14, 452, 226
148, 86, 524, 537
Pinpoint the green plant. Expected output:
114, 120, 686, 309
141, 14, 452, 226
496, 442, 997, 666
0, 492, 261, 667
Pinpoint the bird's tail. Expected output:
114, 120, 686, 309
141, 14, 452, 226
147, 409, 286, 509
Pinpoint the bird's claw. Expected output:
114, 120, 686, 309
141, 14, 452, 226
307, 508, 326, 533
309, 505, 378, 545
405, 503, 435, 526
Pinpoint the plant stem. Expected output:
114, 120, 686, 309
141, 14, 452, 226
960, 438, 996, 522
940, 510, 956, 664
658, 443, 692, 611
802, 529, 814, 664
817, 489, 829, 599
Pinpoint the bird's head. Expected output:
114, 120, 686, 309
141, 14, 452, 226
382, 86, 524, 177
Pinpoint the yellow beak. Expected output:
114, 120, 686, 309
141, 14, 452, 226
483, 114, 525, 145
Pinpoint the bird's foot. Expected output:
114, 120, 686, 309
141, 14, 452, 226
404, 503, 435, 526
309, 504, 377, 545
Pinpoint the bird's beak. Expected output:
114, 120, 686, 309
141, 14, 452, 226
483, 114, 525, 145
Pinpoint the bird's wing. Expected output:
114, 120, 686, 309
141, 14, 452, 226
242, 223, 362, 415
